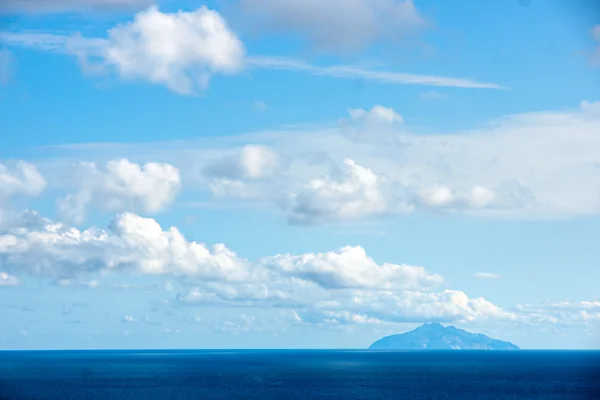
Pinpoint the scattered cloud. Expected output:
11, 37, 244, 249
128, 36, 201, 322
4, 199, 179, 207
475, 272, 501, 280
349, 105, 403, 124
57, 159, 181, 224
184, 101, 600, 222
0, 208, 597, 329
235, 0, 426, 52
0, 0, 154, 14
0, 272, 19, 287
121, 315, 135, 323
514, 301, 600, 325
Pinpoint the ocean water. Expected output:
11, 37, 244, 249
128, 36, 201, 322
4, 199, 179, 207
0, 350, 599, 399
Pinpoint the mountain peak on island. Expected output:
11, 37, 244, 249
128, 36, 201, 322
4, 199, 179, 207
369, 323, 519, 350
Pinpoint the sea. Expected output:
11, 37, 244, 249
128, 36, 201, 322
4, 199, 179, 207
0, 350, 599, 399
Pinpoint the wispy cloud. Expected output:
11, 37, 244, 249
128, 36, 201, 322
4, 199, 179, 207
0, 0, 153, 14
0, 30, 505, 91
0, 48, 15, 85
247, 56, 506, 89
475, 272, 501, 279
418, 90, 448, 100
591, 25, 600, 67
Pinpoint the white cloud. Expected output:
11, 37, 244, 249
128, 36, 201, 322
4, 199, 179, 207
1, 210, 443, 295
1, 34, 504, 92
0, 211, 247, 280
121, 315, 135, 323
33, 101, 600, 223
475, 272, 501, 280
0, 0, 153, 13
0, 6, 245, 94
0, 161, 47, 199
349, 105, 403, 124
0, 272, 19, 286
58, 159, 181, 223
292, 289, 518, 327
202, 145, 283, 200
203, 101, 600, 222
417, 185, 496, 209
262, 245, 442, 290
103, 6, 245, 94
514, 301, 600, 326
285, 159, 398, 224
247, 56, 505, 89
204, 145, 279, 181
0, 161, 46, 229
236, 0, 425, 52
0, 209, 596, 328
54, 278, 100, 289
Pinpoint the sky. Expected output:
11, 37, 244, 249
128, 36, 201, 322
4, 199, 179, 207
0, 0, 599, 350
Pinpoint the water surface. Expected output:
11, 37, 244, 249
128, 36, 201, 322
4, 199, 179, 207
1, 350, 598, 399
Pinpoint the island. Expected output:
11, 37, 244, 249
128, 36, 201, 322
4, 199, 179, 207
368, 322, 519, 350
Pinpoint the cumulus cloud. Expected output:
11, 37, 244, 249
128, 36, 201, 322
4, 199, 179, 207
121, 315, 135, 323
0, 211, 442, 293
0, 161, 46, 229
0, 161, 46, 199
0, 0, 153, 13
201, 145, 284, 200
101, 6, 245, 93
262, 245, 442, 290
285, 159, 397, 224
0, 209, 595, 328
58, 159, 181, 224
198, 101, 600, 222
203, 145, 279, 181
236, 0, 426, 52
0, 6, 245, 94
291, 289, 517, 327
278, 158, 498, 224
0, 211, 246, 280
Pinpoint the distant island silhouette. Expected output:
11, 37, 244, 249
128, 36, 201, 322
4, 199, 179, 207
369, 322, 520, 350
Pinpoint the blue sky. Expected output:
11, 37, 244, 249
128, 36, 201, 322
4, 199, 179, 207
0, 0, 599, 350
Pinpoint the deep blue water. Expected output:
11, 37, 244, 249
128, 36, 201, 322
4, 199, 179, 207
0, 350, 599, 399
